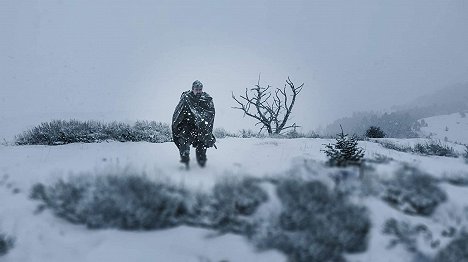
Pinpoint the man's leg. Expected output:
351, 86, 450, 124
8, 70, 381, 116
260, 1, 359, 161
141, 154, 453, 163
195, 144, 207, 167
178, 137, 190, 167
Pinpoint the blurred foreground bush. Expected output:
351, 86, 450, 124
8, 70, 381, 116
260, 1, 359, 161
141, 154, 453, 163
434, 234, 468, 262
31, 174, 189, 229
252, 178, 371, 262
0, 233, 14, 256
381, 166, 447, 216
31, 170, 371, 262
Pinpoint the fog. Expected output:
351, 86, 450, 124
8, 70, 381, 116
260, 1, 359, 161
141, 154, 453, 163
1, 0, 468, 138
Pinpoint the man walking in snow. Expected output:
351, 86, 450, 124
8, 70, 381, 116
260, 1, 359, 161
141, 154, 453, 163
172, 80, 216, 168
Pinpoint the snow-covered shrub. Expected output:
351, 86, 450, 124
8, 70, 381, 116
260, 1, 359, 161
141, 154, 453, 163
413, 141, 458, 158
30, 183, 47, 200
1, 138, 11, 146
31, 172, 270, 233
383, 218, 417, 251
383, 218, 440, 254
375, 140, 413, 153
322, 126, 365, 167
381, 166, 447, 216
464, 145, 468, 163
434, 234, 468, 262
253, 178, 370, 262
15, 119, 172, 145
432, 204, 468, 241
376, 140, 458, 157
103, 121, 135, 141
15, 120, 105, 145
443, 172, 468, 186
303, 130, 320, 138
209, 177, 268, 234
182, 191, 213, 228
365, 126, 386, 138
213, 127, 236, 139
367, 153, 393, 164
331, 167, 383, 198
238, 129, 266, 138
31, 174, 190, 229
283, 129, 319, 139
283, 129, 300, 139
0, 233, 14, 256
132, 121, 171, 143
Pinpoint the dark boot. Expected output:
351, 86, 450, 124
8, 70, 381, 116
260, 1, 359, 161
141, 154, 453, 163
180, 154, 190, 169
196, 145, 207, 167
179, 137, 191, 169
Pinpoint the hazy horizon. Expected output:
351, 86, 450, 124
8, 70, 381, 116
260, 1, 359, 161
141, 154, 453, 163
2, 0, 468, 139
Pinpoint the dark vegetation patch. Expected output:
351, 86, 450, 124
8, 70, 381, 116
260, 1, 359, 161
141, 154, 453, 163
365, 126, 386, 138
376, 140, 458, 158
0, 233, 14, 256
413, 141, 458, 158
31, 175, 190, 229
212, 128, 237, 139
281, 129, 320, 139
442, 172, 468, 186
208, 177, 268, 234
15, 119, 171, 145
213, 127, 319, 139
434, 233, 468, 262
31, 170, 372, 262
464, 145, 468, 163
251, 178, 371, 262
31, 174, 268, 232
383, 218, 442, 254
15, 119, 320, 145
376, 140, 413, 153
366, 153, 394, 164
381, 166, 447, 216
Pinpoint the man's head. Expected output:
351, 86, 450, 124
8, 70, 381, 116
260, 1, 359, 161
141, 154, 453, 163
192, 80, 203, 95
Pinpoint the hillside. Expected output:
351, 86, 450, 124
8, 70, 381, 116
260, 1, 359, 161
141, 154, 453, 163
0, 137, 468, 261
323, 84, 468, 138
420, 112, 468, 144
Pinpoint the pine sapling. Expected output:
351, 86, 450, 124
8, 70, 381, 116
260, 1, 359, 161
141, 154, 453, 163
322, 125, 365, 167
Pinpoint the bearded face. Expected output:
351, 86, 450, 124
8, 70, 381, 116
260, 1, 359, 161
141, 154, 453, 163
192, 86, 203, 96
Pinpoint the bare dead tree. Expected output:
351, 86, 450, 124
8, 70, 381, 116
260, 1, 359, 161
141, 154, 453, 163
232, 75, 304, 135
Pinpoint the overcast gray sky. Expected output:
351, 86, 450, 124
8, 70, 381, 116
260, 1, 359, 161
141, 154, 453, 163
1, 0, 468, 137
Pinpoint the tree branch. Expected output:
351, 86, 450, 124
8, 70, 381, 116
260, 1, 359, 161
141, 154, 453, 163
232, 75, 304, 135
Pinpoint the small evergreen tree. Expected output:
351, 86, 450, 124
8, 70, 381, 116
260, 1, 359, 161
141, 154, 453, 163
322, 125, 365, 167
365, 126, 386, 138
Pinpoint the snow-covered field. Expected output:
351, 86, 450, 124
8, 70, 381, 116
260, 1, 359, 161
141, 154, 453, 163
420, 112, 468, 145
1, 137, 468, 262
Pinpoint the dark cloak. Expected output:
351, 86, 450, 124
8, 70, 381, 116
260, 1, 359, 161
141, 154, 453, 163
172, 91, 216, 148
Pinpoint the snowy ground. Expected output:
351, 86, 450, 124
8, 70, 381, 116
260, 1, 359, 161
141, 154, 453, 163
420, 112, 468, 145
1, 137, 468, 262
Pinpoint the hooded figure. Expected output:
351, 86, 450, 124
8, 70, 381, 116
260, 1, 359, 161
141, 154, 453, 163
172, 80, 216, 168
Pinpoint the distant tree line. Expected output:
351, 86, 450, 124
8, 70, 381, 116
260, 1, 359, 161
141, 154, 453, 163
325, 111, 424, 138
325, 84, 468, 138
